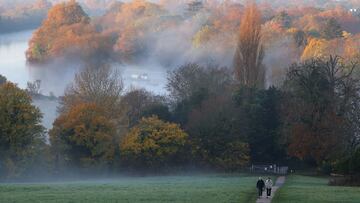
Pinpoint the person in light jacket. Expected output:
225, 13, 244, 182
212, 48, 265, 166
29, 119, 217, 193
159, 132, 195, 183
265, 177, 273, 198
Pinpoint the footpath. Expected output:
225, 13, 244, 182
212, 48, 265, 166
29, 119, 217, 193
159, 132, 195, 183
256, 176, 286, 203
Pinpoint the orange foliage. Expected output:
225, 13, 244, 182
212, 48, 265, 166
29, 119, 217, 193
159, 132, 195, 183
288, 109, 344, 163
234, 2, 265, 88
26, 1, 111, 63
50, 102, 116, 167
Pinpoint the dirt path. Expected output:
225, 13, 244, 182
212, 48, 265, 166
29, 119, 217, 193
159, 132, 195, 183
256, 176, 286, 203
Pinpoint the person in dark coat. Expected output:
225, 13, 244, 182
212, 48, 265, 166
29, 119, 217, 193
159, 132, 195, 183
256, 177, 265, 197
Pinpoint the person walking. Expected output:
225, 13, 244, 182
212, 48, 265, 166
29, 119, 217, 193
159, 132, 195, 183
265, 177, 273, 198
256, 177, 265, 197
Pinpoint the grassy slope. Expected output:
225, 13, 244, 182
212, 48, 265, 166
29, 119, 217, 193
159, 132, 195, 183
0, 174, 259, 203
273, 175, 360, 203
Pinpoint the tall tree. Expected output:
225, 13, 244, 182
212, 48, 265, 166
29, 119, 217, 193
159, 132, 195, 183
233, 3, 265, 88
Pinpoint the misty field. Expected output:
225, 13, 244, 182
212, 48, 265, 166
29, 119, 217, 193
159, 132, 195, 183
273, 175, 360, 203
0, 174, 259, 203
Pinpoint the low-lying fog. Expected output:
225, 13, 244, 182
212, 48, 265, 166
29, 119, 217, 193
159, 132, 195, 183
0, 29, 168, 130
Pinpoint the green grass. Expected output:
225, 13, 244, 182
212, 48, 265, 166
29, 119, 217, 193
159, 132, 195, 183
0, 174, 259, 203
273, 175, 360, 203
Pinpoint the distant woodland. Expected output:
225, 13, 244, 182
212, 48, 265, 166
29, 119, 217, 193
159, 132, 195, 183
25, 0, 360, 83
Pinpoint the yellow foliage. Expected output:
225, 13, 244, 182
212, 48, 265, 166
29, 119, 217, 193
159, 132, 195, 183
120, 116, 189, 169
192, 25, 215, 48
301, 38, 343, 61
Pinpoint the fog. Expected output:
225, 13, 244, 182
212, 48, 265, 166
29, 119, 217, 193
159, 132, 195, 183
0, 29, 170, 132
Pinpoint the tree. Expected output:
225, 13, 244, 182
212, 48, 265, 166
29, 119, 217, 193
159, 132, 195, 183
61, 64, 126, 122
233, 3, 265, 88
50, 103, 116, 169
26, 1, 111, 63
0, 74, 6, 85
0, 82, 45, 178
192, 25, 215, 48
272, 11, 292, 29
52, 63, 128, 170
282, 56, 359, 167
187, 93, 250, 171
167, 63, 234, 103
122, 88, 171, 127
292, 29, 307, 47
233, 86, 285, 164
321, 18, 343, 39
166, 63, 234, 125
26, 80, 41, 96
120, 116, 189, 171
301, 38, 343, 61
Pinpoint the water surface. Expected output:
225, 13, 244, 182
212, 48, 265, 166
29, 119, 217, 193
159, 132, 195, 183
0, 30, 168, 130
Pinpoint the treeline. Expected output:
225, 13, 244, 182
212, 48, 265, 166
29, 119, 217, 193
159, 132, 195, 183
0, 0, 116, 34
0, 0, 51, 33
1, 55, 360, 179
26, 0, 360, 72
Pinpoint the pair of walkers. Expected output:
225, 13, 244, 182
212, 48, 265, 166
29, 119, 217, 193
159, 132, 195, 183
256, 177, 273, 198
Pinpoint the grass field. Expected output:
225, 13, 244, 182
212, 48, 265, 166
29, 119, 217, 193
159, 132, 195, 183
0, 174, 260, 203
273, 175, 360, 203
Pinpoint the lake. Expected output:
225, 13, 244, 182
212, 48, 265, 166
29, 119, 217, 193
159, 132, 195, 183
0, 30, 168, 130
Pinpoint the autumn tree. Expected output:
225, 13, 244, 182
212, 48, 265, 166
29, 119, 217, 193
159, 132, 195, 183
50, 103, 116, 169
233, 3, 265, 88
120, 116, 189, 171
301, 38, 343, 61
283, 56, 360, 167
61, 64, 126, 122
51, 64, 128, 170
26, 0, 111, 63
272, 11, 292, 29
0, 82, 46, 178
108, 0, 167, 62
